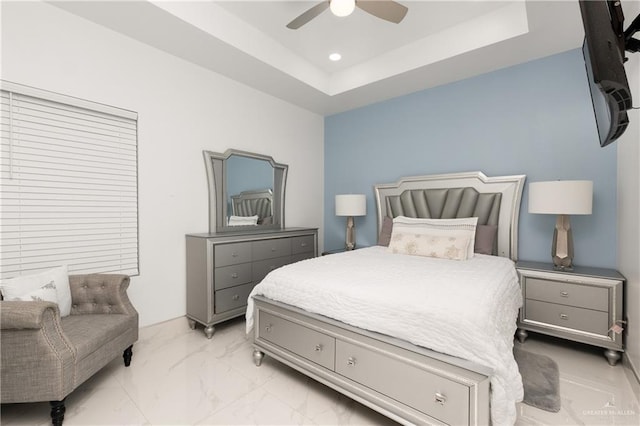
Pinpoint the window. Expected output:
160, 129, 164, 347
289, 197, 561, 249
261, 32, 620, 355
1, 81, 138, 279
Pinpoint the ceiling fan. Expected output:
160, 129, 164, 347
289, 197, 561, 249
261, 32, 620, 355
286, 0, 408, 30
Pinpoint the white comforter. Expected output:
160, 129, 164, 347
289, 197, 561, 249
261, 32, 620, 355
246, 246, 523, 426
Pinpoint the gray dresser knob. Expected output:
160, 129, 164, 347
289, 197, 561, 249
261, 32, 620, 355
232, 252, 239, 258
271, 247, 277, 252
265, 324, 272, 332
232, 294, 240, 301
314, 344, 323, 352
560, 291, 569, 297
300, 242, 307, 247
231, 273, 238, 279
434, 392, 447, 405
560, 313, 569, 320
347, 357, 356, 366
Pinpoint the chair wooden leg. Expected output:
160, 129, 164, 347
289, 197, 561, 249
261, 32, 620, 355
50, 399, 65, 426
123, 345, 133, 367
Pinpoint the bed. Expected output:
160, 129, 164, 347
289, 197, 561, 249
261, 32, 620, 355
247, 171, 526, 426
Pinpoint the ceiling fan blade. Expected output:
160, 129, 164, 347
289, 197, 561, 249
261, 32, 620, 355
357, 0, 408, 24
286, 1, 330, 29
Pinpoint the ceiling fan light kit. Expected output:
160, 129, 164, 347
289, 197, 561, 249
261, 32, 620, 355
287, 0, 408, 30
330, 0, 356, 17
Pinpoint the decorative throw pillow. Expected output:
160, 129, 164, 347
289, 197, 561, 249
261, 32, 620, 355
388, 216, 478, 260
10, 280, 58, 303
0, 265, 72, 316
377, 216, 393, 246
474, 224, 498, 255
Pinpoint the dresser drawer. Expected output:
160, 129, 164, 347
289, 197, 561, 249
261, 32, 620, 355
214, 282, 254, 313
525, 299, 609, 335
525, 278, 608, 311
253, 256, 291, 283
291, 235, 315, 255
258, 311, 335, 370
253, 238, 292, 260
335, 340, 470, 425
215, 242, 252, 267
214, 263, 252, 290
291, 252, 314, 263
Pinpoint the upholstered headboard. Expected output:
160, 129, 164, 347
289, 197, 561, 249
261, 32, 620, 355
231, 188, 273, 223
374, 172, 526, 260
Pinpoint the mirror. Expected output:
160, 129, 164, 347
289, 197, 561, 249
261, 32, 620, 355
203, 149, 288, 233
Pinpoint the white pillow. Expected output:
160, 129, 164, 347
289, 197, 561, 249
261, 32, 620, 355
388, 216, 478, 260
0, 265, 72, 316
227, 215, 259, 226
10, 280, 58, 303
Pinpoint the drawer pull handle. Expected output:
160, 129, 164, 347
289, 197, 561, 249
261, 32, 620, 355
265, 324, 272, 333
231, 273, 238, 279
271, 247, 277, 252
232, 294, 240, 301
347, 357, 356, 367
232, 252, 239, 258
560, 291, 569, 297
560, 313, 569, 320
314, 344, 323, 352
434, 392, 447, 405
300, 243, 307, 247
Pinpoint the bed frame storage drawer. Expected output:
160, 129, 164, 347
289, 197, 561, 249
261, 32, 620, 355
525, 278, 608, 311
252, 296, 491, 426
525, 299, 609, 335
335, 340, 470, 425
186, 229, 318, 338
214, 263, 252, 290
215, 282, 254, 313
258, 310, 335, 370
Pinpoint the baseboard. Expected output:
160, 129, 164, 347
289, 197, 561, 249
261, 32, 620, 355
623, 352, 640, 403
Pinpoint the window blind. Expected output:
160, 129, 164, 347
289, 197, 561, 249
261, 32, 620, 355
0, 81, 138, 279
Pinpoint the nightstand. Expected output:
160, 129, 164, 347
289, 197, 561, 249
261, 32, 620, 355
516, 261, 625, 366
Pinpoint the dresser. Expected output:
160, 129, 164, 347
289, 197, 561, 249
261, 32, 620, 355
516, 261, 625, 365
186, 228, 318, 338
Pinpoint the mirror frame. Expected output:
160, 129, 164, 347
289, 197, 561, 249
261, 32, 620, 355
203, 149, 288, 233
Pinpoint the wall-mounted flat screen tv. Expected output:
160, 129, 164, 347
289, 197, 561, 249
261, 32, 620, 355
579, 0, 633, 147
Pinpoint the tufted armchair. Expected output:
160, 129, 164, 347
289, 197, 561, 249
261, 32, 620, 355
1, 274, 138, 426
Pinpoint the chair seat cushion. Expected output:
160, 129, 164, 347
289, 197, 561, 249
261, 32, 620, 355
62, 314, 136, 361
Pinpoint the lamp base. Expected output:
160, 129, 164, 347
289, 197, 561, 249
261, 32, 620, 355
345, 216, 356, 251
552, 214, 574, 270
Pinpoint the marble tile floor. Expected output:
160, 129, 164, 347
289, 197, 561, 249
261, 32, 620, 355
1, 316, 638, 425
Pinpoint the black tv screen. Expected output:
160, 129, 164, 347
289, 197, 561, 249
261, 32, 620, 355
579, 0, 633, 147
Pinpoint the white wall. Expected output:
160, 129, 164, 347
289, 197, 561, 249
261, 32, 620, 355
617, 0, 640, 394
0, 1, 324, 327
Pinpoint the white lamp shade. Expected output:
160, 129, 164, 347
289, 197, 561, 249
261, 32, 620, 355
335, 194, 366, 216
330, 0, 356, 17
529, 181, 593, 215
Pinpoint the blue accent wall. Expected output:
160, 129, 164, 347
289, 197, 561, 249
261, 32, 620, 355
325, 49, 617, 268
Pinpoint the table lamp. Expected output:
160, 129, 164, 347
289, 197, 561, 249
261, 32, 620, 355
528, 180, 593, 270
335, 194, 366, 250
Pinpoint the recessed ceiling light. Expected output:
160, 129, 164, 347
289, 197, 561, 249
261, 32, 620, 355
329, 53, 342, 61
